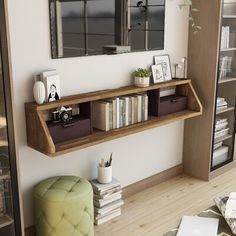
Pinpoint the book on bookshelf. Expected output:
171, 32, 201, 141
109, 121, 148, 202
92, 101, 110, 131
221, 26, 230, 49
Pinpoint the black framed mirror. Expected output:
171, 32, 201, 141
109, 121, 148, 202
49, 0, 165, 58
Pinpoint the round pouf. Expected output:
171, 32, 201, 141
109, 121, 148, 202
33, 176, 94, 236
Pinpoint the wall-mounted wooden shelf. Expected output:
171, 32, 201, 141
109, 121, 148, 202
25, 79, 202, 157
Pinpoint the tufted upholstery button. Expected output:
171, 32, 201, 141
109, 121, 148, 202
33, 176, 94, 236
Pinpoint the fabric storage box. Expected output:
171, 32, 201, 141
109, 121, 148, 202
47, 116, 92, 143
212, 145, 229, 167
158, 95, 187, 116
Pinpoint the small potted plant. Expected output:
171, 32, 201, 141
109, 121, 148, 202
133, 68, 152, 87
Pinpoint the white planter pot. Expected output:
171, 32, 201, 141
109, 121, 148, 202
97, 166, 112, 184
33, 81, 46, 104
134, 76, 150, 87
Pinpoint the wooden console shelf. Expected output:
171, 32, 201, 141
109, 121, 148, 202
25, 79, 202, 157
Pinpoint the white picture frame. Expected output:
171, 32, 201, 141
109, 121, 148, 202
152, 65, 165, 83
154, 55, 172, 81
45, 74, 61, 102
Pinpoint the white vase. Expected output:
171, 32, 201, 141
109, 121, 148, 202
134, 76, 150, 87
33, 81, 45, 104
97, 166, 112, 184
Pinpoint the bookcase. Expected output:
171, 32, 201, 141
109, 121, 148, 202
25, 79, 202, 157
184, 0, 236, 180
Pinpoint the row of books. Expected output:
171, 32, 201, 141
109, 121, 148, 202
219, 56, 232, 78
216, 97, 228, 112
92, 93, 148, 131
221, 26, 230, 49
91, 178, 124, 225
214, 117, 229, 142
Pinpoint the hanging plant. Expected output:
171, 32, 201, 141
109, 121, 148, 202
178, 0, 202, 34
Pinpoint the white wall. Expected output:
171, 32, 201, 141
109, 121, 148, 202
6, 0, 189, 228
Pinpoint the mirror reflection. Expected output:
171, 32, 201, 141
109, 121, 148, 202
49, 0, 165, 58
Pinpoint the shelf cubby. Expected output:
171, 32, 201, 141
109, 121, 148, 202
25, 79, 202, 157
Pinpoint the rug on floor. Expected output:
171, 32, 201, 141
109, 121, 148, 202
163, 205, 233, 236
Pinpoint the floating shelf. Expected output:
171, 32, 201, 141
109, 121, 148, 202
216, 106, 235, 114
25, 79, 202, 157
0, 215, 14, 229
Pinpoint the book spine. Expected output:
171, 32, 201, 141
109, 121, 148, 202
106, 103, 110, 131
144, 94, 148, 121
133, 96, 138, 124
129, 97, 132, 125
137, 95, 142, 122
131, 96, 135, 124
116, 98, 120, 129
109, 102, 113, 130
119, 99, 124, 128
125, 97, 129, 126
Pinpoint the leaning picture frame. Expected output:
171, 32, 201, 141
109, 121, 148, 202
154, 55, 172, 81
152, 65, 165, 83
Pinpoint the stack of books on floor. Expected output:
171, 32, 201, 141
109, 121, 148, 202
92, 93, 148, 131
91, 178, 124, 225
216, 97, 228, 112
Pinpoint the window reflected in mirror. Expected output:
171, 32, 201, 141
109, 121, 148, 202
49, 0, 165, 58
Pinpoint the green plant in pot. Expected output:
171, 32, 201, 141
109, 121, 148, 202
133, 68, 152, 87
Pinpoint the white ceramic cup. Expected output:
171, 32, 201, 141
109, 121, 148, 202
97, 166, 112, 184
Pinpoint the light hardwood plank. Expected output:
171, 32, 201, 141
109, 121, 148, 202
95, 167, 236, 236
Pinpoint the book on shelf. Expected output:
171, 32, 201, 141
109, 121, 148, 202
221, 26, 230, 49
107, 101, 113, 130
214, 141, 223, 150
219, 56, 232, 78
106, 97, 119, 129
214, 128, 229, 140
92, 101, 110, 131
119, 97, 130, 127
135, 94, 142, 123
215, 120, 228, 132
141, 94, 148, 121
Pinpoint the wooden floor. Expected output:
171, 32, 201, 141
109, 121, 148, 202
95, 168, 236, 236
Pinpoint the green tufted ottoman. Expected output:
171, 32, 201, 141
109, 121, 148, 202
33, 176, 94, 236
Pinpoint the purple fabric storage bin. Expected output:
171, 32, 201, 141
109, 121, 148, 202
47, 116, 92, 143
159, 95, 187, 116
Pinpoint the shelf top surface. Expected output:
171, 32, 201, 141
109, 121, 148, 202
26, 79, 191, 111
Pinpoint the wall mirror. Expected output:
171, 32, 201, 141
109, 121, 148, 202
49, 0, 165, 58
